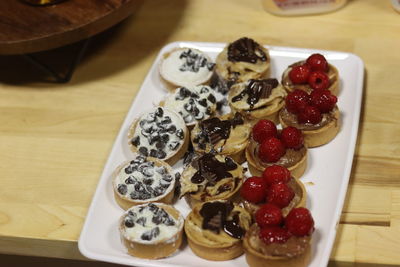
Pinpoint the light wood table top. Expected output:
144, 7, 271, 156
0, 0, 399, 266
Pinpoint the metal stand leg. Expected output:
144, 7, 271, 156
22, 38, 91, 83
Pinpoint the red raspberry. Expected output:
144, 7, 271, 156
280, 126, 304, 150
306, 53, 328, 72
285, 207, 315, 236
258, 137, 286, 163
285, 89, 310, 114
297, 105, 322, 124
259, 226, 292, 244
252, 119, 278, 144
288, 64, 311, 84
310, 89, 337, 113
255, 203, 283, 228
262, 165, 291, 186
308, 71, 330, 90
240, 176, 268, 203
266, 183, 294, 208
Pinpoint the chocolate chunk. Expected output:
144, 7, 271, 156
156, 166, 166, 175
198, 98, 208, 107
163, 174, 173, 182
167, 125, 176, 134
161, 134, 170, 143
232, 79, 278, 109
138, 146, 148, 157
156, 141, 165, 150
125, 177, 135, 184
193, 107, 200, 116
142, 167, 154, 177
227, 37, 267, 63
153, 186, 165, 196
184, 103, 193, 112
207, 62, 215, 71
190, 92, 200, 99
178, 87, 192, 99
128, 210, 137, 217
205, 107, 212, 115
143, 178, 154, 185
150, 149, 157, 157
134, 182, 145, 192
130, 191, 140, 199
176, 129, 184, 139
200, 86, 210, 94
141, 227, 160, 241
136, 217, 147, 227
133, 156, 146, 164
124, 166, 134, 174
155, 107, 164, 117
117, 184, 127, 195
161, 116, 172, 124
152, 214, 163, 225
131, 136, 140, 146
168, 141, 180, 151
225, 157, 237, 169
124, 217, 135, 228
207, 94, 216, 103
156, 150, 166, 159
146, 185, 154, 194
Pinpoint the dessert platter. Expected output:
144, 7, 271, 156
79, 38, 364, 267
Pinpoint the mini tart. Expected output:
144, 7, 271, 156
281, 60, 339, 96
245, 135, 307, 179
162, 85, 217, 128
279, 106, 340, 148
128, 107, 189, 165
243, 224, 311, 267
228, 78, 287, 124
112, 154, 176, 210
159, 47, 215, 90
184, 201, 252, 261
241, 177, 306, 217
191, 113, 251, 163
180, 153, 244, 207
119, 203, 184, 259
215, 37, 270, 92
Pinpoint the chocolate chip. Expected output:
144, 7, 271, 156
124, 217, 135, 228
131, 136, 140, 146
150, 149, 157, 157
184, 103, 193, 112
195, 112, 204, 120
138, 146, 148, 157
168, 141, 180, 151
117, 184, 127, 195
161, 134, 170, 143
167, 125, 176, 134
205, 107, 212, 115
148, 203, 158, 212
161, 116, 172, 124
155, 141, 165, 150
163, 174, 173, 182
156, 166, 166, 175
164, 216, 175, 226
193, 107, 200, 116
156, 150, 166, 159
207, 94, 216, 103
130, 191, 141, 199
136, 217, 147, 227
200, 86, 210, 94
152, 215, 163, 225
146, 185, 154, 194
125, 177, 135, 184
155, 107, 164, 117
153, 186, 165, 196
176, 129, 184, 139
141, 227, 160, 241
128, 210, 137, 217
198, 98, 208, 107
178, 87, 192, 99
134, 182, 144, 192
124, 166, 134, 174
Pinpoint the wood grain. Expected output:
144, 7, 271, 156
0, 0, 399, 265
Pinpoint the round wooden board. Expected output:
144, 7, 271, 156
0, 0, 139, 55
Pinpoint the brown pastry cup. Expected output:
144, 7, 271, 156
119, 203, 184, 259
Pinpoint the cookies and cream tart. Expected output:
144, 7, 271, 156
162, 85, 217, 127
180, 153, 244, 207
128, 107, 189, 165
228, 78, 287, 124
184, 201, 252, 261
159, 47, 215, 90
112, 154, 176, 210
119, 203, 184, 259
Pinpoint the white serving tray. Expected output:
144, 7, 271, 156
78, 41, 364, 267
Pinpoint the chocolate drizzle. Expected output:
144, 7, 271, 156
199, 201, 245, 239
232, 79, 279, 109
227, 37, 267, 63
191, 154, 237, 185
198, 113, 244, 145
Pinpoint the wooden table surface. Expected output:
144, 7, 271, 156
0, 0, 399, 266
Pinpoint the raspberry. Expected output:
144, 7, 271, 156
288, 64, 311, 84
280, 126, 304, 149
259, 226, 292, 244
285, 89, 310, 114
258, 137, 286, 163
306, 53, 328, 72
310, 89, 337, 113
266, 183, 294, 208
297, 105, 322, 124
285, 207, 315, 236
252, 119, 278, 144
255, 203, 283, 228
240, 176, 268, 203
262, 165, 291, 186
308, 71, 330, 90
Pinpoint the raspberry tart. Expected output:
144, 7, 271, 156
184, 200, 252, 260
279, 89, 340, 147
246, 120, 307, 178
112, 154, 177, 210
180, 153, 244, 207
228, 78, 287, 124
281, 53, 339, 96
119, 203, 184, 259
243, 207, 314, 267
128, 107, 189, 165
159, 47, 215, 90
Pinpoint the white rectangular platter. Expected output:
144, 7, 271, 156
78, 41, 364, 267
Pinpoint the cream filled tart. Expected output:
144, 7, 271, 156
128, 107, 189, 165
215, 37, 270, 93
191, 112, 251, 163
119, 203, 184, 259
180, 153, 244, 207
184, 201, 252, 261
228, 78, 287, 124
162, 85, 217, 127
159, 47, 215, 90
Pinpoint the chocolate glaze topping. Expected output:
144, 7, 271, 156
199, 201, 245, 239
198, 113, 244, 145
228, 37, 267, 63
191, 153, 237, 184
232, 79, 279, 108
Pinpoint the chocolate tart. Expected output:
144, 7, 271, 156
279, 106, 340, 148
112, 154, 176, 210
243, 224, 311, 267
215, 37, 270, 93
191, 112, 251, 163
119, 203, 184, 259
128, 107, 189, 165
180, 153, 244, 207
159, 47, 215, 90
228, 78, 286, 124
281, 60, 339, 96
184, 201, 252, 261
